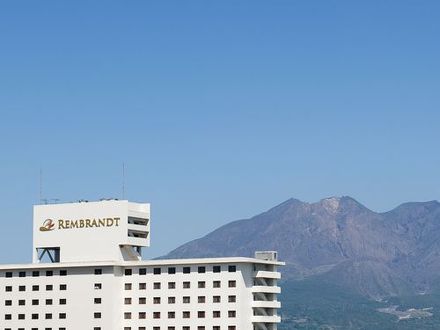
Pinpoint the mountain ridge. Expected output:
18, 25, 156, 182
163, 196, 440, 299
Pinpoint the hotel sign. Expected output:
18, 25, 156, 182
39, 217, 120, 232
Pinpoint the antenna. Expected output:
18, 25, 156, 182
122, 162, 126, 200
39, 168, 43, 203
39, 169, 59, 205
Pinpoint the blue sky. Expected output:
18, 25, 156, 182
0, 1, 439, 262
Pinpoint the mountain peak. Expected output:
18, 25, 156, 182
319, 197, 341, 213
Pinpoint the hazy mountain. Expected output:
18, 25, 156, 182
164, 196, 440, 299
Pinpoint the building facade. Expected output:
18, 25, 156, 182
0, 200, 282, 330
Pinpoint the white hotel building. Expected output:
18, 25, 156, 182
0, 200, 283, 330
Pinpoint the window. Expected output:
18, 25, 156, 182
153, 312, 160, 319
124, 298, 132, 305
153, 282, 161, 289
94, 269, 102, 275
46, 299, 53, 305
18, 313, 25, 320
125, 269, 132, 276
228, 265, 236, 272
183, 327, 190, 330
94, 283, 102, 290
139, 268, 147, 275
213, 327, 221, 330
168, 282, 176, 289
228, 310, 236, 318
213, 281, 221, 288
198, 266, 206, 273
60, 269, 67, 276
19, 285, 26, 291
168, 296, 175, 304
168, 311, 175, 319
59, 298, 67, 305
45, 313, 52, 319
198, 311, 205, 318
228, 327, 236, 330
198, 281, 206, 288
46, 270, 53, 276
94, 312, 102, 319
213, 311, 221, 318
60, 284, 67, 290
197, 327, 205, 330
228, 280, 236, 288
46, 284, 53, 291
228, 295, 236, 303
32, 299, 39, 305
153, 267, 161, 275
198, 296, 205, 303
5, 272, 12, 278
182, 311, 190, 318
59, 313, 66, 319
5, 300, 11, 306
94, 298, 101, 304
32, 313, 39, 319
32, 271, 40, 277
139, 297, 146, 304
213, 266, 221, 273
183, 296, 190, 304
125, 283, 132, 290
168, 267, 176, 274
139, 312, 146, 319
183, 281, 190, 289
124, 312, 131, 319
32, 285, 39, 291
139, 283, 146, 290
19, 271, 26, 277
5, 314, 12, 320
18, 299, 25, 306
183, 266, 190, 274
153, 297, 161, 304
213, 296, 221, 303
5, 286, 12, 292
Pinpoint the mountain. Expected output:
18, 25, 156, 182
164, 196, 440, 300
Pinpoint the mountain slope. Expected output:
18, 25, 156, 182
164, 196, 440, 299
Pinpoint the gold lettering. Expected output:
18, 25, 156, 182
49, 216, 122, 230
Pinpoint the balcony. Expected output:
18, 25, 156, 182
252, 286, 281, 294
252, 300, 281, 309
251, 315, 281, 323
253, 270, 281, 279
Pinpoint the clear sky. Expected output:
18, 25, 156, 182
0, 1, 439, 262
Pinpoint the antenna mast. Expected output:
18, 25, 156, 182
122, 162, 125, 200
39, 168, 43, 203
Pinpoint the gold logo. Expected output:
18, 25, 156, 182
40, 219, 55, 232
